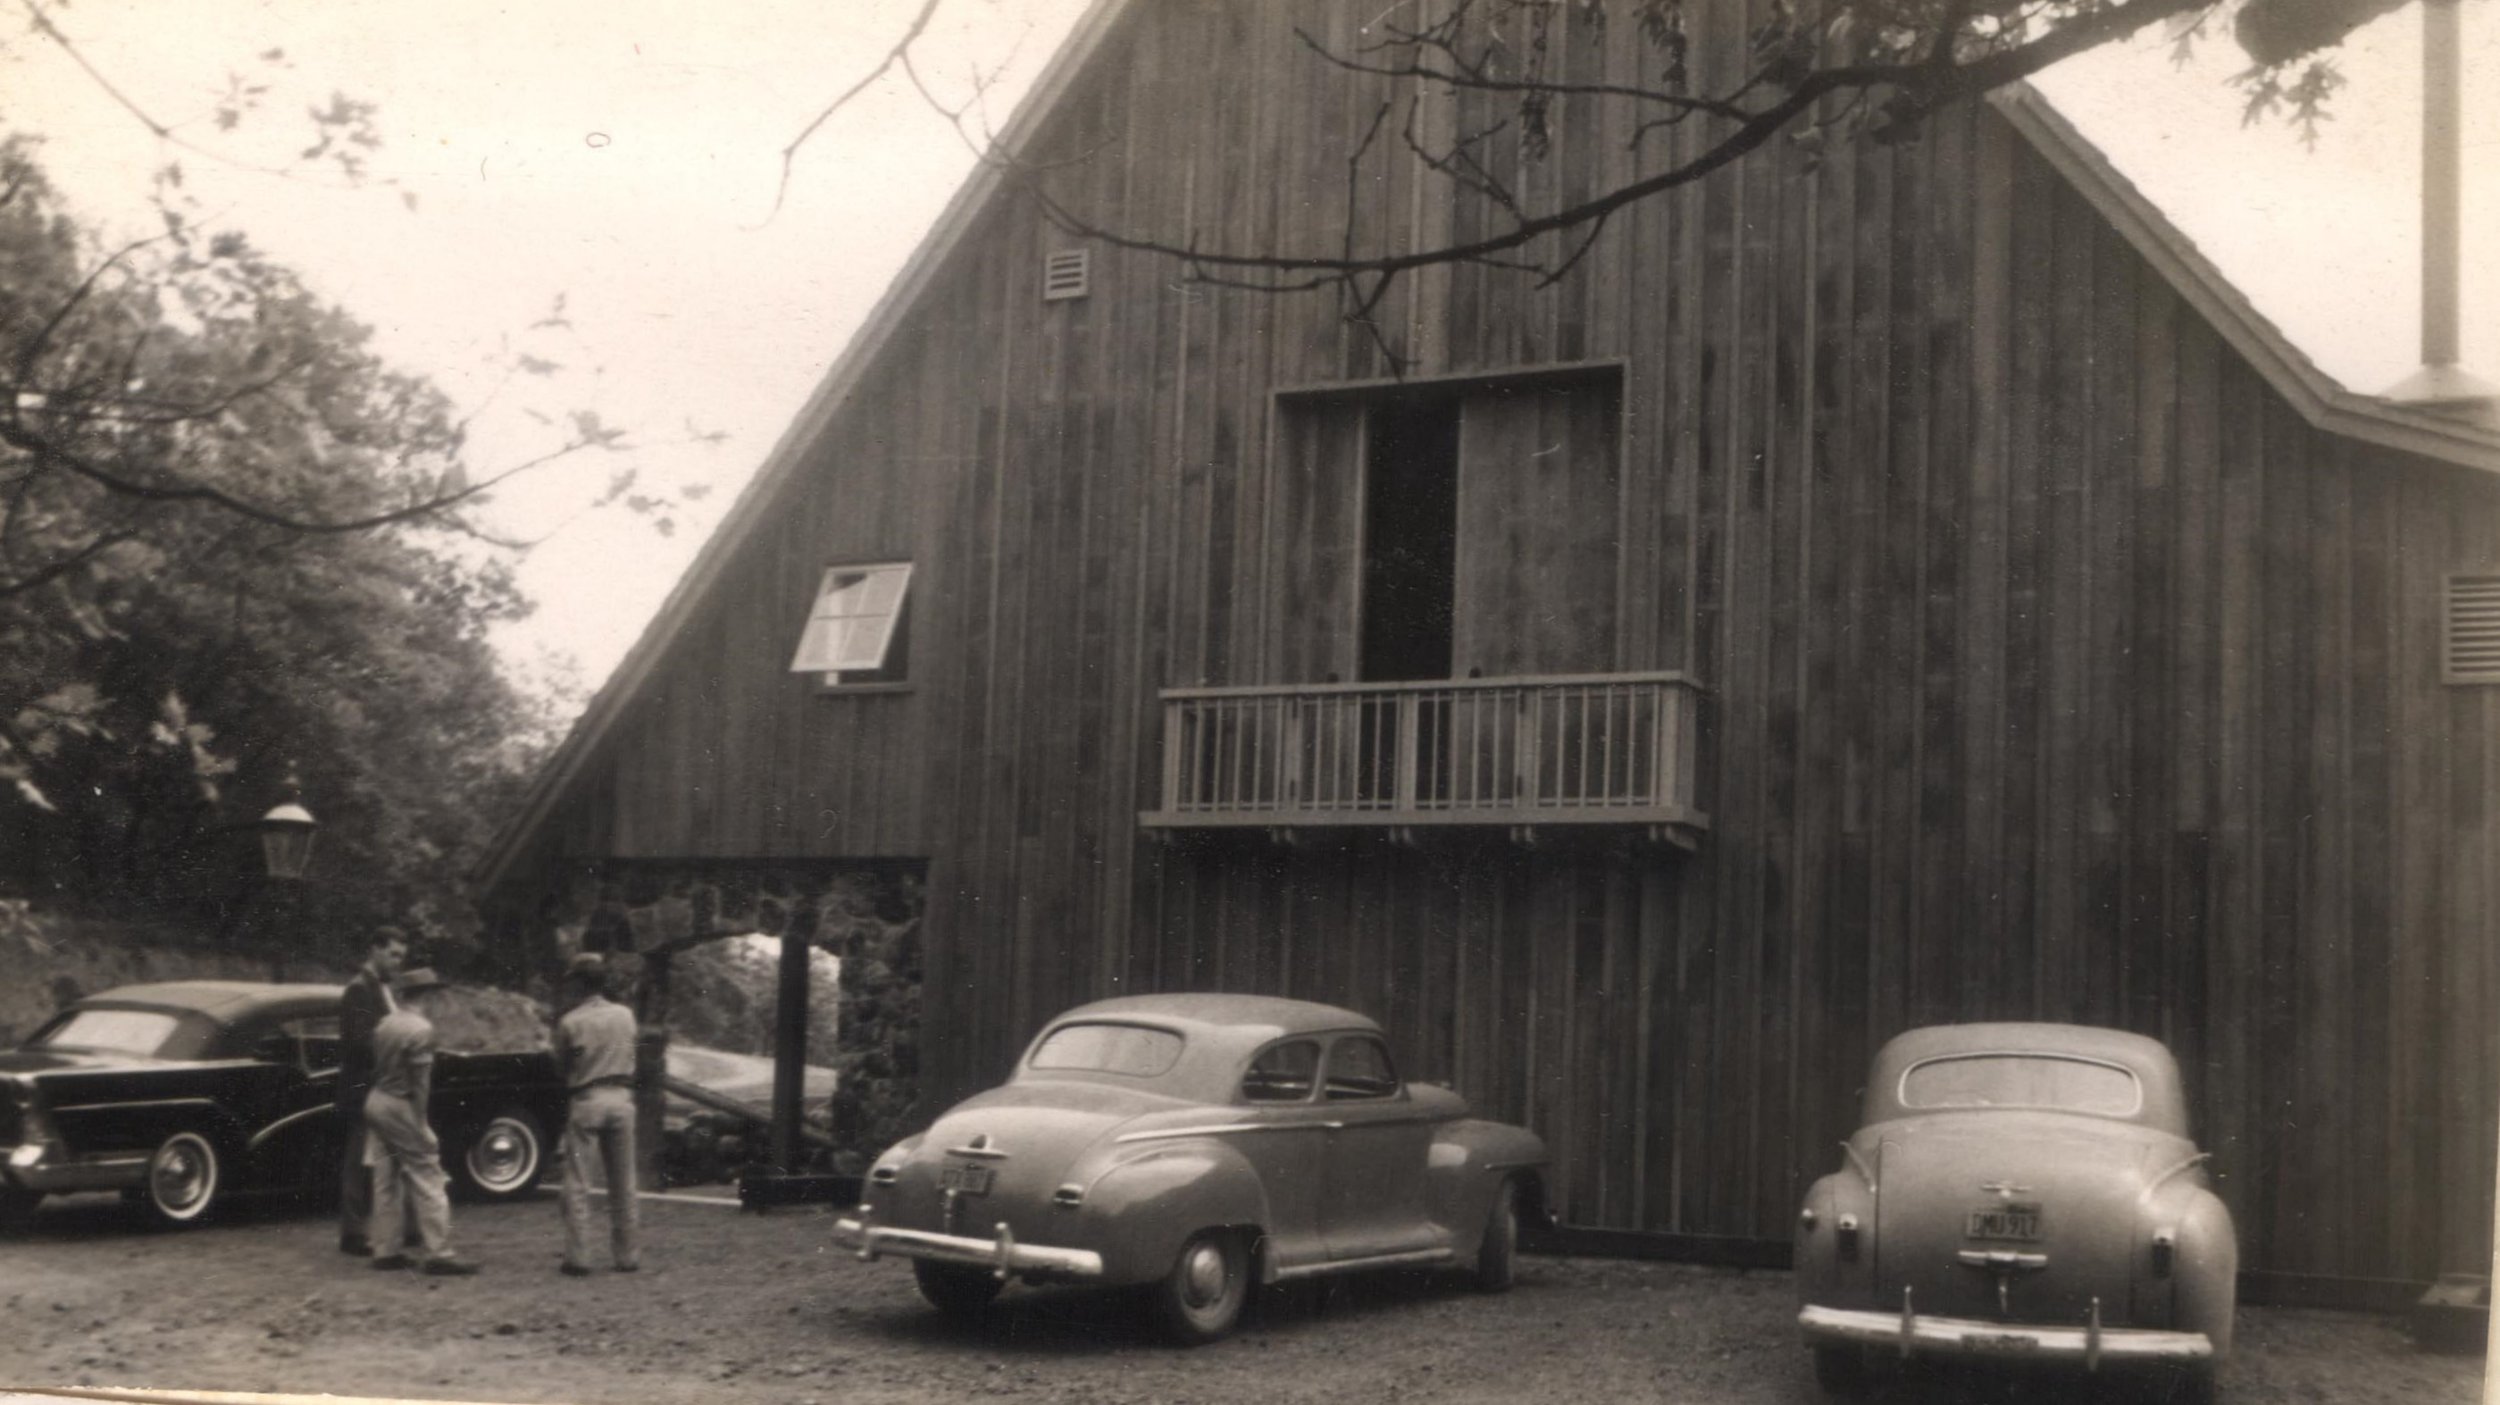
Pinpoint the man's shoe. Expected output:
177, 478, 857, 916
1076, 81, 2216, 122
421, 1258, 480, 1277
368, 1255, 412, 1271
339, 1236, 372, 1256
559, 1263, 593, 1277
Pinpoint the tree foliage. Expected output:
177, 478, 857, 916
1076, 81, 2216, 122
0, 138, 566, 964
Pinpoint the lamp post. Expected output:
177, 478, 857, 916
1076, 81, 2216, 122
254, 772, 318, 979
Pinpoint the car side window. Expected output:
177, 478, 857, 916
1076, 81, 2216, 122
285, 1016, 344, 1074
1240, 1040, 1320, 1103
1323, 1036, 1400, 1101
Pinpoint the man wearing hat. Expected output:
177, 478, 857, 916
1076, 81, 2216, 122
554, 952, 641, 1275
363, 967, 480, 1275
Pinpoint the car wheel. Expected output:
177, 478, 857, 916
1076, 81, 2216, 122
145, 1130, 224, 1226
1812, 1344, 1870, 1398
454, 1109, 547, 1200
1153, 1229, 1250, 1345
1472, 1176, 1519, 1292
913, 1260, 1003, 1319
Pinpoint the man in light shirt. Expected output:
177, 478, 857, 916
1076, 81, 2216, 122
363, 967, 480, 1276
555, 953, 641, 1275
336, 926, 407, 1255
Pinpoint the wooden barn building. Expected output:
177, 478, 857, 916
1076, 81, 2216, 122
479, 0, 2500, 1299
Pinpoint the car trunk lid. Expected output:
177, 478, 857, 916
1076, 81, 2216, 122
888, 1080, 1181, 1227
1875, 1113, 2169, 1326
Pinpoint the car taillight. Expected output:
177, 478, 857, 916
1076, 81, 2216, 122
2151, 1227, 2177, 1277
1836, 1213, 1861, 1260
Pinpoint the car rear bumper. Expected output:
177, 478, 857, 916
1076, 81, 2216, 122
1800, 1302, 2214, 1368
833, 1211, 1105, 1279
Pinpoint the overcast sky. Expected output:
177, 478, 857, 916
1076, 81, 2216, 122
5, 0, 2492, 710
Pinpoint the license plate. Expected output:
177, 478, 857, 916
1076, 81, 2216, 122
1965, 1203, 2043, 1241
1963, 1332, 2040, 1354
939, 1162, 993, 1195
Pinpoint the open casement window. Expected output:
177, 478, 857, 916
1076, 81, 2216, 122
789, 562, 913, 687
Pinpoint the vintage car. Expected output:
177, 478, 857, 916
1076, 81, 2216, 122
834, 993, 1548, 1343
1796, 1023, 2236, 1400
0, 980, 569, 1230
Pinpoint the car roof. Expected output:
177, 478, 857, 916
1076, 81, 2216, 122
78, 981, 344, 1027
1023, 994, 1383, 1101
1873, 1021, 2177, 1071
1866, 1021, 2189, 1133
1048, 993, 1377, 1043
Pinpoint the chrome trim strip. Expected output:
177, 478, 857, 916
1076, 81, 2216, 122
50, 1097, 222, 1115
946, 1145, 1010, 1160
1799, 1304, 2213, 1364
249, 1104, 331, 1152
1268, 1247, 1455, 1282
2139, 1152, 2213, 1201
1843, 1142, 1879, 1193
1115, 1121, 1336, 1144
831, 1217, 1104, 1278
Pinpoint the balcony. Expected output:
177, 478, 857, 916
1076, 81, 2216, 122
1142, 672, 1707, 846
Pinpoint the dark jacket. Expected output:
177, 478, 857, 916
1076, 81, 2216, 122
336, 968, 389, 1111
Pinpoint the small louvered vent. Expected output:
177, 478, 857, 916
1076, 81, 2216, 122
1042, 249, 1090, 302
2445, 573, 2500, 684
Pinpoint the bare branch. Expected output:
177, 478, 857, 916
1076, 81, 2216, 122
762, 0, 945, 224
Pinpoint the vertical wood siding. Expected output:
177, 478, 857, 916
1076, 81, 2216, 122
515, 0, 2500, 1284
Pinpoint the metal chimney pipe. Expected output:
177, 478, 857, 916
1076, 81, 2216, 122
2422, 0, 2460, 370
2381, 0, 2494, 406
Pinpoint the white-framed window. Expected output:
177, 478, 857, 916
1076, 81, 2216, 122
790, 561, 913, 685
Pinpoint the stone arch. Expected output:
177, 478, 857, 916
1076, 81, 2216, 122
541, 858, 924, 1169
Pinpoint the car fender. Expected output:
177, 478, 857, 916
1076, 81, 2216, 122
1424, 1118, 1548, 1249
2167, 1187, 2239, 1357
1795, 1158, 1880, 1305
1080, 1141, 1271, 1283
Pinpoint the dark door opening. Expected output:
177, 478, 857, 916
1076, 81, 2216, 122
1359, 398, 1459, 683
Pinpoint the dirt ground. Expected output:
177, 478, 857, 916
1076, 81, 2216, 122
0, 1192, 2484, 1405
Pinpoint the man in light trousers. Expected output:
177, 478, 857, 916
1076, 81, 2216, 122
555, 953, 641, 1275
364, 967, 479, 1275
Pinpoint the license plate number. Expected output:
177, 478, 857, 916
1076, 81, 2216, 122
1963, 1332, 2040, 1354
1966, 1203, 2042, 1241
939, 1163, 993, 1195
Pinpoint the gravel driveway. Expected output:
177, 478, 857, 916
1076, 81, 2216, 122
0, 1193, 2481, 1405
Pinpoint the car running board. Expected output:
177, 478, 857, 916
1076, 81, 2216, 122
1268, 1247, 1456, 1282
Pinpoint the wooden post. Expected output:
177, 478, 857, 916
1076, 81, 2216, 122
770, 898, 819, 1172
634, 1025, 669, 1192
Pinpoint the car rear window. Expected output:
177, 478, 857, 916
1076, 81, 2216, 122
1028, 1022, 1185, 1078
31, 1008, 188, 1058
1899, 1053, 2143, 1117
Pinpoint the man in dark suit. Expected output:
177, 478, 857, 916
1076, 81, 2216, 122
336, 926, 409, 1255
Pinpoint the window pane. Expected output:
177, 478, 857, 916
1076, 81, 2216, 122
789, 562, 912, 674
33, 1009, 184, 1057
1028, 1022, 1185, 1078
1241, 1040, 1319, 1102
1899, 1055, 2142, 1117
1323, 1036, 1399, 1100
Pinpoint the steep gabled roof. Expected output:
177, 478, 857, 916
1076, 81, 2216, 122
478, 26, 2500, 896
1989, 82, 2500, 471
474, 0, 1138, 894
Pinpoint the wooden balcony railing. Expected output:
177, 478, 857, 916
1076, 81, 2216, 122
1142, 672, 1707, 843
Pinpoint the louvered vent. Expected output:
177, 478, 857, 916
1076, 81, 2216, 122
2445, 574, 2500, 684
1042, 249, 1090, 302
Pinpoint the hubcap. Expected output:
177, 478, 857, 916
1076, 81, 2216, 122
1181, 1241, 1229, 1308
154, 1143, 207, 1209
471, 1123, 535, 1188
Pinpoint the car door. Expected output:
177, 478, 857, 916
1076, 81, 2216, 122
221, 1015, 342, 1185
1317, 1034, 1441, 1262
1226, 1038, 1333, 1272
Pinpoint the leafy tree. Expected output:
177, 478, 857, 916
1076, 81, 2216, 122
0, 137, 582, 967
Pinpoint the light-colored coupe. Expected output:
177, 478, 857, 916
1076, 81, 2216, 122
834, 994, 1548, 1343
1796, 1023, 2236, 1401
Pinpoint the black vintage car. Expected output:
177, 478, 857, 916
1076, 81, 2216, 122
0, 980, 569, 1229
